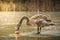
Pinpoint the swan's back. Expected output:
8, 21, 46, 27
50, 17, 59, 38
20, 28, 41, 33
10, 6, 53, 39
30, 14, 47, 20
29, 14, 47, 25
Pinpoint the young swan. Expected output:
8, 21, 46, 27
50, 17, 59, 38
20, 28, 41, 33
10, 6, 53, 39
15, 14, 55, 34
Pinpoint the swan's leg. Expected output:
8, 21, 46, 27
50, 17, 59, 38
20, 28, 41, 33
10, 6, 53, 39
37, 27, 40, 34
39, 26, 44, 34
39, 27, 42, 34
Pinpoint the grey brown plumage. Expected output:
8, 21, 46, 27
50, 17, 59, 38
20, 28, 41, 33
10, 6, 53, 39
15, 14, 55, 34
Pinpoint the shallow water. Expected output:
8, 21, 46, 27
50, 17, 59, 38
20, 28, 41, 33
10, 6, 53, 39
9, 29, 60, 37
0, 12, 60, 40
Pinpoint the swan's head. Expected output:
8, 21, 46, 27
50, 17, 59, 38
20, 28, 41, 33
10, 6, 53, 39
15, 31, 20, 35
15, 25, 20, 35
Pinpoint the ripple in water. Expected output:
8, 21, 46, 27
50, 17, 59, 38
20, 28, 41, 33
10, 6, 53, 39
8, 29, 60, 38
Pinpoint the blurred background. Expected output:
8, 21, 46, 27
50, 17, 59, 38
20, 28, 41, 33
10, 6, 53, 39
0, 0, 60, 12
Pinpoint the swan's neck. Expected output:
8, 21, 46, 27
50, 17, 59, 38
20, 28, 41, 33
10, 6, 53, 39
16, 16, 30, 31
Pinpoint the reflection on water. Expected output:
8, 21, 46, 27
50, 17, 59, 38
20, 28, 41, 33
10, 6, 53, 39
15, 34, 19, 40
9, 25, 60, 37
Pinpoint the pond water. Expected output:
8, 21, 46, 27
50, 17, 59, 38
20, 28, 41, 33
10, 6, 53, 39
0, 12, 60, 40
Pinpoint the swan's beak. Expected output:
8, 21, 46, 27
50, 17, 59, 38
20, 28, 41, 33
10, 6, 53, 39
15, 31, 20, 35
